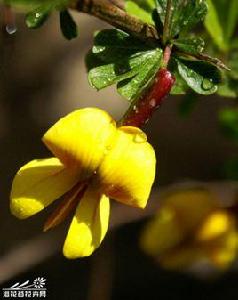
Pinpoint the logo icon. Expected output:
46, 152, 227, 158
2, 277, 47, 298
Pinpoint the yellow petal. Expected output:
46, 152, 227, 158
10, 158, 79, 219
205, 231, 238, 269
196, 210, 234, 242
164, 189, 218, 234
98, 126, 156, 208
140, 207, 184, 256
63, 185, 110, 258
140, 189, 220, 260
43, 108, 116, 178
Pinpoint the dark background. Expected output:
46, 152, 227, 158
0, 12, 237, 299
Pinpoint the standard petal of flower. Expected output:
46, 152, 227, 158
63, 186, 110, 258
11, 158, 80, 219
43, 108, 116, 178
98, 126, 156, 208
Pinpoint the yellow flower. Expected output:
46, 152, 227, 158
140, 188, 238, 270
11, 108, 156, 258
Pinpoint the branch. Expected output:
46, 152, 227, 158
69, 0, 159, 43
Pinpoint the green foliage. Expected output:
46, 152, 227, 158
6, 0, 78, 39
25, 6, 50, 29
155, 0, 208, 38
88, 0, 224, 100
125, 0, 154, 24
60, 10, 78, 40
7, 0, 225, 99
125, 0, 155, 24
125, 0, 207, 37
173, 37, 204, 55
205, 0, 238, 52
176, 58, 221, 95
204, 0, 238, 99
204, 0, 228, 52
87, 29, 162, 101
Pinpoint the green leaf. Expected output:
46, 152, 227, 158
176, 58, 221, 95
231, 38, 238, 50
204, 0, 238, 50
117, 50, 162, 100
229, 53, 238, 80
156, 0, 207, 37
25, 6, 50, 29
204, 0, 228, 52
125, 0, 154, 24
168, 58, 187, 94
60, 10, 78, 40
87, 29, 163, 101
170, 76, 187, 94
226, 0, 238, 41
219, 108, 238, 142
174, 37, 204, 55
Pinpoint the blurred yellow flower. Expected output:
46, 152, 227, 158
11, 108, 156, 258
140, 188, 238, 270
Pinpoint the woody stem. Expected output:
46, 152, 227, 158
70, 0, 159, 43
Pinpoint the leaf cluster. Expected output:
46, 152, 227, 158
87, 0, 225, 101
5, 0, 78, 39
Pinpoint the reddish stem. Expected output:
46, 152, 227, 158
44, 182, 88, 232
123, 68, 175, 127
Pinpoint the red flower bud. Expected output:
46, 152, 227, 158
123, 68, 175, 127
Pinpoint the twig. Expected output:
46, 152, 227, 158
175, 50, 230, 71
70, 0, 159, 43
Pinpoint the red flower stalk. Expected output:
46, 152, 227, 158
123, 68, 175, 127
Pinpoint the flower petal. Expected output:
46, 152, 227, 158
98, 126, 156, 208
43, 108, 116, 178
196, 210, 234, 242
164, 189, 218, 233
140, 207, 184, 256
10, 158, 79, 219
206, 231, 238, 268
63, 185, 110, 258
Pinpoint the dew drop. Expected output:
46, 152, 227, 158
133, 132, 147, 143
149, 98, 156, 107
5, 24, 17, 35
187, 69, 194, 77
202, 78, 213, 90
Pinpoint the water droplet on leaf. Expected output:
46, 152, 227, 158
202, 78, 213, 90
187, 69, 194, 77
